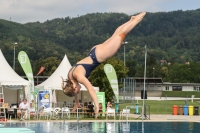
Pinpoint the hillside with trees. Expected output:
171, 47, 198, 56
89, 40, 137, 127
0, 9, 200, 83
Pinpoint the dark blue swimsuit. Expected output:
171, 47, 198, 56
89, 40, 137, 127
72, 47, 101, 78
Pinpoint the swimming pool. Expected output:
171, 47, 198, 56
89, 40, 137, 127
1, 121, 200, 133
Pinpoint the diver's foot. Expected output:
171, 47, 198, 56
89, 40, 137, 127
131, 12, 146, 22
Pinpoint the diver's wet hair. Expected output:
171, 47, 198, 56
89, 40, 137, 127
61, 77, 75, 97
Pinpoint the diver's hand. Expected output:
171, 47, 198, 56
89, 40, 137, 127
72, 102, 82, 112
95, 106, 99, 119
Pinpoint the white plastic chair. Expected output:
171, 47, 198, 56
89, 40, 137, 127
22, 110, 29, 120
119, 109, 130, 120
106, 108, 115, 121
52, 108, 61, 120
29, 108, 37, 119
39, 108, 53, 120
17, 109, 29, 121
8, 105, 17, 120
7, 108, 15, 120
62, 107, 70, 119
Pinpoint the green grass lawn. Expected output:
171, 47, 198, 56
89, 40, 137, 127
162, 91, 200, 98
116, 100, 200, 114
115, 91, 200, 115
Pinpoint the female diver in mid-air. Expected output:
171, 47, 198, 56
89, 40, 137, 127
62, 12, 146, 119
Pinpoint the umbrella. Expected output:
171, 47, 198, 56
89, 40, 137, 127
51, 89, 57, 104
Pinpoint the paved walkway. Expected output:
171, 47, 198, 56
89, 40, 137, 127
135, 96, 200, 101
131, 114, 200, 122
3, 114, 199, 123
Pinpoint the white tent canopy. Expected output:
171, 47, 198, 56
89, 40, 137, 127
36, 55, 99, 92
0, 49, 30, 105
0, 49, 29, 88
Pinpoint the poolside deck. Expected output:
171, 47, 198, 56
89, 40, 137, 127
1, 114, 199, 123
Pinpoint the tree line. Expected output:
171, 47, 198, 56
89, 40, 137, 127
0, 9, 200, 85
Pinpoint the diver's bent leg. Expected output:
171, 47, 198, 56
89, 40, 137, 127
96, 12, 146, 61
102, 12, 146, 44
103, 16, 137, 43
119, 12, 146, 35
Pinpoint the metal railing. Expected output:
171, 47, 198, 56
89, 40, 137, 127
119, 77, 136, 103
125, 104, 150, 122
28, 102, 85, 121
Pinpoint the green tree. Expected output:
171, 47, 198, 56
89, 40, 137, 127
89, 58, 128, 102
34, 57, 60, 76
126, 60, 137, 77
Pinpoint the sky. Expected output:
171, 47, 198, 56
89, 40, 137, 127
0, 0, 199, 24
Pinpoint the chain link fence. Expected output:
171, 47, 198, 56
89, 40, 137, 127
119, 77, 136, 103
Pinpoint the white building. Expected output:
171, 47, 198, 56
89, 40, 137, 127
133, 77, 200, 92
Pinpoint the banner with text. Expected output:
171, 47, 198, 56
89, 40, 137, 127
96, 92, 106, 116
104, 64, 119, 103
18, 51, 35, 101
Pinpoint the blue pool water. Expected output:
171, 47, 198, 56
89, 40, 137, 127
1, 122, 200, 133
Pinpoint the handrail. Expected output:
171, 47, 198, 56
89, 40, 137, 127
126, 105, 143, 122
145, 105, 150, 120
126, 104, 150, 122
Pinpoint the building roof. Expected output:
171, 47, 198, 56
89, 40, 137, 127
131, 77, 200, 86
160, 60, 167, 63
132, 77, 163, 84
163, 82, 200, 86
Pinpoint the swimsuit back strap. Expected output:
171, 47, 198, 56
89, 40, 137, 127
71, 65, 79, 79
